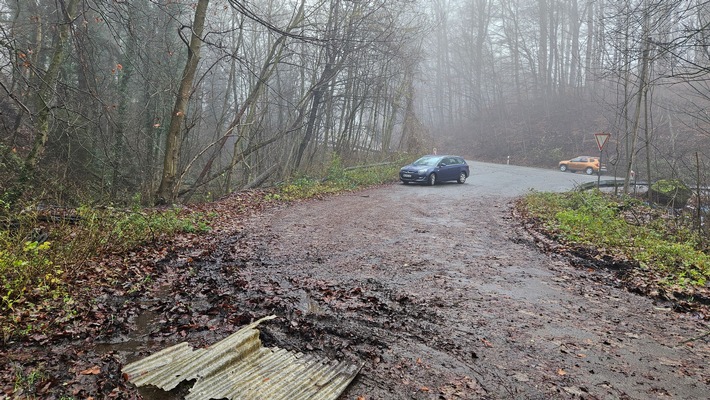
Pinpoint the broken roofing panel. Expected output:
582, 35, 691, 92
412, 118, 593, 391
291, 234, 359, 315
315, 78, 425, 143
122, 315, 362, 400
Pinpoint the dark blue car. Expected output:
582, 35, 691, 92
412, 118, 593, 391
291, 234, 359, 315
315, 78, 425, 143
399, 155, 470, 185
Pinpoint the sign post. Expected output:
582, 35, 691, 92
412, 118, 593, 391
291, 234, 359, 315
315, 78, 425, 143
594, 133, 611, 188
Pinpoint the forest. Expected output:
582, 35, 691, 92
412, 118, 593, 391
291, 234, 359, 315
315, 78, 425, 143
422, 0, 710, 188
1, 2, 710, 397
0, 0, 709, 206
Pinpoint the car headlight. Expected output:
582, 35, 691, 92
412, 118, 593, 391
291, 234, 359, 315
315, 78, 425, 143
417, 168, 429, 174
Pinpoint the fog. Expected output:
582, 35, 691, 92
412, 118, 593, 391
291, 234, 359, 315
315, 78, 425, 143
0, 0, 707, 203
415, 0, 710, 188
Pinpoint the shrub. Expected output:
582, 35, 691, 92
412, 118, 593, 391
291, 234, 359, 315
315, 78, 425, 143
520, 190, 710, 288
270, 155, 401, 201
0, 205, 211, 316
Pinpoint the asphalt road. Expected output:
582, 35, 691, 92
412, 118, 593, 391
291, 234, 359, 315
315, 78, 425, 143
466, 160, 603, 195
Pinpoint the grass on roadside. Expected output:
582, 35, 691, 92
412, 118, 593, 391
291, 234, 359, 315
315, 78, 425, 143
0, 205, 211, 314
266, 156, 402, 201
0, 155, 403, 340
519, 190, 710, 289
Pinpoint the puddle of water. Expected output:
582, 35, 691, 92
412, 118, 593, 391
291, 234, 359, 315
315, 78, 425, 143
307, 297, 323, 314
94, 306, 183, 399
294, 290, 324, 315
95, 282, 175, 357
94, 309, 160, 361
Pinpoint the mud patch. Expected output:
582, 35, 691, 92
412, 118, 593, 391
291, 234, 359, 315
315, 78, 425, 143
3, 178, 710, 399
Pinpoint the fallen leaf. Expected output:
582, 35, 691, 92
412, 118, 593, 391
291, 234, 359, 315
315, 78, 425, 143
80, 365, 101, 375
557, 368, 567, 376
420, 386, 430, 392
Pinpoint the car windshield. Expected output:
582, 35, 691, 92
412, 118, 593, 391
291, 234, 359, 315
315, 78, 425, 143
412, 156, 441, 166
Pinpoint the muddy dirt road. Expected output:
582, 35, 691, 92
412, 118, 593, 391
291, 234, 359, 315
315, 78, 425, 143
174, 161, 707, 399
7, 162, 708, 399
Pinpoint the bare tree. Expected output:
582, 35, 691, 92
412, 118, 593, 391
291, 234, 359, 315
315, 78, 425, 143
24, 0, 79, 171
155, 0, 209, 204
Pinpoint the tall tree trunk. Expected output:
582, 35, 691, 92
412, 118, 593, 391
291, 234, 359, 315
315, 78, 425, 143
584, 0, 593, 91
568, 0, 580, 89
538, 0, 549, 95
24, 0, 79, 171
155, 0, 209, 204
293, 0, 342, 171
624, 37, 650, 194
474, 0, 490, 112
112, 8, 139, 199
643, 84, 651, 187
294, 76, 328, 170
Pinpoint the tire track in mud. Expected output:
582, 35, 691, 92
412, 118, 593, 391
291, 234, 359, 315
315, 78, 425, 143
15, 164, 709, 399
215, 188, 548, 399
216, 183, 710, 400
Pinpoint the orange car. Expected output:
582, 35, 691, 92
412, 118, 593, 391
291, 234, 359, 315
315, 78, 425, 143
558, 156, 605, 175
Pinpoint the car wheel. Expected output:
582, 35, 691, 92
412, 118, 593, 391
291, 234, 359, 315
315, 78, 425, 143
585, 167, 594, 175
457, 171, 467, 184
559, 165, 568, 172
427, 173, 436, 186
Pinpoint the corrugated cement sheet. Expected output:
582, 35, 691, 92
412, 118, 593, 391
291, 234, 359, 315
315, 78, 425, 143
122, 315, 362, 400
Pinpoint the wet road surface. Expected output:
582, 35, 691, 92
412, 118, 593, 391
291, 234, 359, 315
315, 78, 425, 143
196, 162, 709, 399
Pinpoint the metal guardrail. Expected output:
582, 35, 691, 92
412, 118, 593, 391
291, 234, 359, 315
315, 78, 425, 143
578, 180, 709, 192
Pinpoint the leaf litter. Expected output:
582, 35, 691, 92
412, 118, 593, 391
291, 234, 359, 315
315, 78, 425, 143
2, 187, 710, 399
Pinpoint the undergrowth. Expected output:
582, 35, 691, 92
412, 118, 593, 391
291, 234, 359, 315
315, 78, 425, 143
267, 156, 401, 201
520, 190, 710, 289
0, 203, 210, 315
0, 155, 402, 339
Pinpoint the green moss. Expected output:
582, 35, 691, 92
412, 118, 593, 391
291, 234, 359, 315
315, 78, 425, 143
651, 179, 689, 195
649, 179, 692, 206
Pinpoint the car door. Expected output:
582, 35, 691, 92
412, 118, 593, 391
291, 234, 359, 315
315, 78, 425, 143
454, 157, 468, 177
569, 157, 585, 171
439, 157, 457, 181
445, 157, 462, 180
436, 157, 450, 180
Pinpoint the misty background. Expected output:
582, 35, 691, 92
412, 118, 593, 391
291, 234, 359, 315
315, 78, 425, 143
0, 0, 708, 204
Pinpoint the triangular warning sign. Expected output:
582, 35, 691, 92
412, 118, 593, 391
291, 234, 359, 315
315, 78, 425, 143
594, 133, 610, 151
